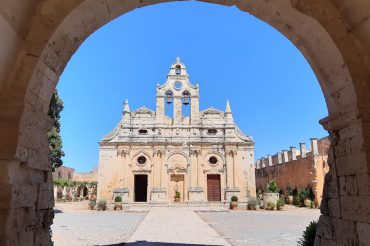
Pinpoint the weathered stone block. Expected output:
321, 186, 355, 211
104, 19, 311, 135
341, 195, 370, 223
336, 152, 368, 176
357, 174, 370, 196
339, 175, 359, 196
357, 222, 370, 246
328, 198, 341, 218
36, 189, 54, 209
323, 180, 339, 199
316, 215, 333, 240
331, 218, 358, 245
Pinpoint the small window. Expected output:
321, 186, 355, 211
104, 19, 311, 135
137, 156, 147, 165
175, 65, 181, 75
139, 129, 148, 134
209, 156, 218, 164
207, 129, 217, 135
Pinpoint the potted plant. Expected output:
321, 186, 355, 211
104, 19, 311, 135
230, 196, 238, 210
263, 180, 280, 209
174, 191, 181, 202
88, 199, 96, 210
248, 198, 258, 210
114, 196, 122, 210
277, 196, 285, 210
286, 186, 296, 204
97, 199, 107, 211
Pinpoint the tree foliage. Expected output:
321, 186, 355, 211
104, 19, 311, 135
298, 220, 318, 246
48, 91, 64, 171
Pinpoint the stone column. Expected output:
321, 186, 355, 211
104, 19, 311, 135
190, 95, 200, 124
173, 96, 182, 125
156, 95, 165, 125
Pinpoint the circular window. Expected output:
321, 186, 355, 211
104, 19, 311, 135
137, 156, 147, 165
209, 156, 218, 165
174, 81, 182, 90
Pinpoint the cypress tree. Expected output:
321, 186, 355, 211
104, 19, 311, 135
48, 90, 65, 171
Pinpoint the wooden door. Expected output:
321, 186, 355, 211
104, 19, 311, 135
207, 174, 221, 201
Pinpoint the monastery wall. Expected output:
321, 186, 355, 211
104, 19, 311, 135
255, 137, 329, 206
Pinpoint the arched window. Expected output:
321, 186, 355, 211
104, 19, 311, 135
165, 91, 174, 118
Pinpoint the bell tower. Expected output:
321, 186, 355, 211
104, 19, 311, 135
156, 57, 200, 125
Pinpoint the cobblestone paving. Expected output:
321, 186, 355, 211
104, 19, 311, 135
197, 207, 321, 246
52, 209, 146, 246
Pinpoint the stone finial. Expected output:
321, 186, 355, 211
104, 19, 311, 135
277, 152, 282, 164
225, 99, 234, 123
282, 150, 289, 163
310, 138, 319, 156
300, 143, 306, 158
176, 56, 181, 63
123, 99, 130, 113
268, 155, 272, 166
290, 146, 297, 160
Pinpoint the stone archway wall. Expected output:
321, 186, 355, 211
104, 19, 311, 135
0, 0, 370, 245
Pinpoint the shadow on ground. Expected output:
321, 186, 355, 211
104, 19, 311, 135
102, 241, 223, 246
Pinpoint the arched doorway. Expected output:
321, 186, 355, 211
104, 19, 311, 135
0, 1, 369, 245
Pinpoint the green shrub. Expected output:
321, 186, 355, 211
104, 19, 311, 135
231, 196, 238, 202
297, 190, 309, 206
298, 220, 318, 246
277, 201, 282, 210
175, 191, 181, 198
310, 201, 315, 209
307, 187, 315, 201
97, 199, 107, 211
114, 196, 122, 202
248, 198, 258, 206
266, 180, 280, 193
267, 202, 275, 210
88, 200, 96, 209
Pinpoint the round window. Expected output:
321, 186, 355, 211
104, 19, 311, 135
209, 156, 218, 165
137, 156, 147, 165
174, 81, 182, 90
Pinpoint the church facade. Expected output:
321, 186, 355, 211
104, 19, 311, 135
97, 59, 256, 204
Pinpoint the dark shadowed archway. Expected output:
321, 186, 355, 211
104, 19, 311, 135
0, 0, 370, 245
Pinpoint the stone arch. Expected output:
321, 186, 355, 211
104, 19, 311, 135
167, 152, 189, 171
203, 151, 225, 168
0, 1, 369, 245
131, 151, 153, 167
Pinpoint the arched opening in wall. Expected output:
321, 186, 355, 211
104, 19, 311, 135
165, 90, 174, 118
182, 91, 191, 118
49, 2, 328, 244
3, 1, 369, 245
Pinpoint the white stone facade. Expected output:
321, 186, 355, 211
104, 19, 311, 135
97, 58, 256, 204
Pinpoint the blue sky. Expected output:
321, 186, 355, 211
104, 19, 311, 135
58, 2, 328, 172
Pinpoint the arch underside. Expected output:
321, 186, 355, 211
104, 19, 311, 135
0, 0, 370, 245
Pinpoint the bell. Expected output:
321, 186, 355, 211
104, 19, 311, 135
166, 92, 173, 104
182, 92, 190, 105
175, 65, 181, 75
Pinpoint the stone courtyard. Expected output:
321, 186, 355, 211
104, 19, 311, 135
52, 203, 319, 246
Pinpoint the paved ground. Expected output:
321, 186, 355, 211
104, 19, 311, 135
128, 207, 230, 246
52, 203, 146, 246
52, 203, 320, 246
198, 207, 320, 246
